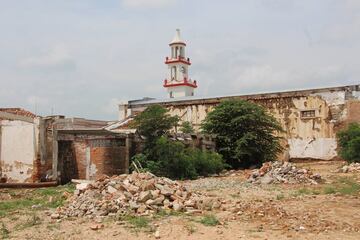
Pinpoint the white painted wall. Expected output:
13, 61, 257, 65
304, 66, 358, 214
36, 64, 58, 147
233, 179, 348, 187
288, 138, 337, 160
167, 85, 194, 98
0, 120, 37, 182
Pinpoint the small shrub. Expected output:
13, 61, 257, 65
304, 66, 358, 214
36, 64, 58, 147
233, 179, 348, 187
180, 121, 195, 134
134, 137, 225, 179
184, 222, 197, 234
185, 148, 226, 177
200, 214, 219, 226
337, 123, 360, 163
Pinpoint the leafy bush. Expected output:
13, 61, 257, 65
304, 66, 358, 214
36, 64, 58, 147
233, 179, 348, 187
180, 121, 195, 134
132, 137, 225, 179
201, 99, 283, 168
337, 123, 360, 163
131, 105, 179, 148
184, 148, 226, 176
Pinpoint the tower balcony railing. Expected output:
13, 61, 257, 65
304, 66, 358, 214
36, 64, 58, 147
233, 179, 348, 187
165, 56, 191, 65
163, 78, 197, 88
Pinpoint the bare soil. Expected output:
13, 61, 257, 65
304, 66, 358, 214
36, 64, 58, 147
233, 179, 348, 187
1, 160, 360, 240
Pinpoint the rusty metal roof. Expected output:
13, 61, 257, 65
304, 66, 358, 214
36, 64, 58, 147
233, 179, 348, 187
0, 108, 37, 119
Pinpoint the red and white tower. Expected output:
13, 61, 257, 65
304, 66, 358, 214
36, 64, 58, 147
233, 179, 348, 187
163, 29, 197, 98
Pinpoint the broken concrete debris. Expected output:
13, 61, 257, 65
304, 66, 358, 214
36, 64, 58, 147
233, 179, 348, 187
337, 163, 360, 173
247, 161, 321, 184
57, 172, 221, 218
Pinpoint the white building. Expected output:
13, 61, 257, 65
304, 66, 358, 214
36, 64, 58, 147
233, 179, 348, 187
163, 29, 197, 98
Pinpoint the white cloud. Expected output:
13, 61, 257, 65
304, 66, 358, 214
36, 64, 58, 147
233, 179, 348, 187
121, 0, 177, 8
18, 45, 76, 72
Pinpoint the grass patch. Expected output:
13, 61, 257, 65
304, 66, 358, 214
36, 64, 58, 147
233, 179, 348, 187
184, 222, 197, 234
0, 222, 10, 239
15, 214, 42, 230
293, 187, 320, 197
199, 214, 219, 226
0, 184, 75, 218
46, 223, 61, 231
229, 193, 240, 198
276, 193, 285, 200
323, 177, 360, 195
120, 215, 150, 229
324, 186, 337, 194
154, 209, 183, 218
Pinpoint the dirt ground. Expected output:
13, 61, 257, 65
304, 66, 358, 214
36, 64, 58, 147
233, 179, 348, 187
1, 160, 360, 240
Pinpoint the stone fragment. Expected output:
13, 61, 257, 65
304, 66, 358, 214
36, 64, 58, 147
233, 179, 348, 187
90, 224, 104, 230
50, 213, 60, 219
107, 186, 118, 194
173, 201, 183, 211
159, 186, 173, 196
138, 191, 152, 202
76, 183, 90, 191
155, 230, 160, 239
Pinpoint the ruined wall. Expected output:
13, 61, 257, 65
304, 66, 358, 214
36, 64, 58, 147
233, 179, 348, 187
127, 86, 360, 160
256, 96, 337, 160
57, 134, 128, 183
0, 120, 38, 182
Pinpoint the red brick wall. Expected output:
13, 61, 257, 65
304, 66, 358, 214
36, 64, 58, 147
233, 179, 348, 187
90, 147, 126, 179
73, 141, 87, 180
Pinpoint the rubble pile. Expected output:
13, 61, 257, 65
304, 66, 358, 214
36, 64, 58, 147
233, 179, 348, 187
337, 162, 360, 173
247, 161, 321, 185
57, 172, 221, 218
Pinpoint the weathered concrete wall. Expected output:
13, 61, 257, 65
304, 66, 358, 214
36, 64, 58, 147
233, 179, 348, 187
125, 85, 360, 161
0, 120, 38, 182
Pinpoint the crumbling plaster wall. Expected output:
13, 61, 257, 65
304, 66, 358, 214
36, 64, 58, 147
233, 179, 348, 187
262, 96, 337, 160
0, 119, 39, 182
156, 91, 358, 160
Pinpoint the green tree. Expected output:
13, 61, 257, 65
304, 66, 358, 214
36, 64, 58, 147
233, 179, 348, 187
131, 105, 179, 147
201, 99, 283, 168
337, 123, 360, 163
179, 121, 195, 134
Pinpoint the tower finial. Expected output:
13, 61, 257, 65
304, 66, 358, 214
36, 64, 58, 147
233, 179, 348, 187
171, 28, 184, 44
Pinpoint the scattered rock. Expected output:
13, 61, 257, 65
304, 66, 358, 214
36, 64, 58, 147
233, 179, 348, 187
90, 224, 104, 230
50, 213, 60, 219
154, 230, 160, 239
76, 183, 90, 191
337, 163, 360, 173
107, 186, 118, 194
247, 161, 322, 185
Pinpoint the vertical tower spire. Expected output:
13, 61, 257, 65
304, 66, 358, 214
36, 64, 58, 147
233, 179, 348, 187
163, 29, 197, 98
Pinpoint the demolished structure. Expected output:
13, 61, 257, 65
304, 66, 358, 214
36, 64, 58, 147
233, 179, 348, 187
0, 109, 135, 184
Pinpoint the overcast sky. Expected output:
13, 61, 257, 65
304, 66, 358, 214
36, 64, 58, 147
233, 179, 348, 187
0, 0, 359, 120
